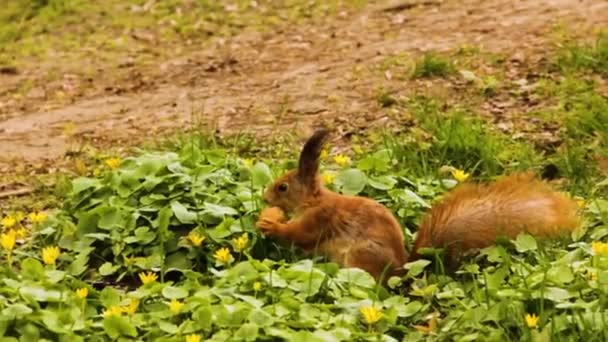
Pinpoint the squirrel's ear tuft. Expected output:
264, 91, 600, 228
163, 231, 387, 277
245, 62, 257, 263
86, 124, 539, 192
298, 129, 330, 185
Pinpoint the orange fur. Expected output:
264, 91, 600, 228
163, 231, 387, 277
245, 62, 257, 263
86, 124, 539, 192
256, 130, 407, 282
256, 130, 580, 281
410, 172, 580, 270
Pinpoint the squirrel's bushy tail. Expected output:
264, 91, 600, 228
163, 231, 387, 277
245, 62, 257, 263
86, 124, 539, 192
410, 172, 580, 268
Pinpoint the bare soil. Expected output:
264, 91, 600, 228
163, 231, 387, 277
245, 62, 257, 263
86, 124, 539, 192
1, 0, 607, 175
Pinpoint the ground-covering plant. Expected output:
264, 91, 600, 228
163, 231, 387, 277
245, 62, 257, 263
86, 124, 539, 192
1, 116, 607, 341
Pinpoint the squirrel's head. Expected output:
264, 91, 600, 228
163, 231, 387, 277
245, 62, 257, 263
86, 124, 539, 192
263, 129, 330, 212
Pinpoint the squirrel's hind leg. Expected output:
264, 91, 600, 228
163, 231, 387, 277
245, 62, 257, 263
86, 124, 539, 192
343, 241, 404, 284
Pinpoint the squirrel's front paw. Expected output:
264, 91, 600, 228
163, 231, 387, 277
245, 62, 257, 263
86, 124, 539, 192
256, 207, 286, 235
256, 217, 280, 235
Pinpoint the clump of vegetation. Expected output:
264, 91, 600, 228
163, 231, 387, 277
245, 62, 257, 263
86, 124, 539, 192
412, 51, 455, 78
556, 32, 608, 75
0, 127, 607, 340
376, 89, 399, 107
383, 96, 541, 178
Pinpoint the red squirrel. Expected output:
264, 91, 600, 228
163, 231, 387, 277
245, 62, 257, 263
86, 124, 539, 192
255, 129, 580, 281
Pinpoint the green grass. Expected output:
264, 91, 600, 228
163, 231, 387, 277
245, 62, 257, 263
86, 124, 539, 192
382, 96, 542, 179
556, 32, 608, 75
412, 51, 455, 79
0, 0, 361, 66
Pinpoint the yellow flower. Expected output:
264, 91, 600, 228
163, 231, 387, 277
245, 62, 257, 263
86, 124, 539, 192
214, 247, 232, 264
185, 334, 201, 342
574, 196, 586, 208
187, 231, 205, 247
233, 233, 248, 252
525, 313, 539, 329
451, 168, 470, 182
253, 281, 262, 291
592, 241, 608, 256
42, 246, 61, 265
105, 157, 121, 170
243, 158, 255, 167
360, 306, 383, 325
139, 271, 158, 285
1, 230, 16, 251
76, 287, 89, 299
14, 228, 28, 239
13, 212, 25, 222
1, 216, 17, 229
123, 299, 139, 316
103, 305, 123, 318
322, 173, 335, 185
320, 149, 329, 160
169, 299, 184, 314
333, 154, 351, 167
29, 212, 48, 224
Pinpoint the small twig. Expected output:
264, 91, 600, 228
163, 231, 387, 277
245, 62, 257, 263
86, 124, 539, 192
379, 0, 441, 12
0, 187, 34, 199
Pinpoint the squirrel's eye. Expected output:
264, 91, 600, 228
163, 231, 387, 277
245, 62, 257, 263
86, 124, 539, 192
278, 183, 289, 192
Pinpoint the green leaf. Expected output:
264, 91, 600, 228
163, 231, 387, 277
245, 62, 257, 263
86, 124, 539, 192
1, 304, 33, 319
484, 267, 508, 289
45, 270, 66, 284
514, 233, 538, 253
157, 205, 173, 239
102, 315, 138, 339
162, 286, 189, 299
203, 202, 238, 218
234, 323, 259, 341
193, 306, 212, 330
248, 309, 274, 327
547, 264, 574, 285
16, 322, 40, 341
133, 227, 156, 244
99, 262, 120, 276
134, 156, 168, 178
98, 207, 122, 230
389, 188, 430, 208
165, 251, 193, 271
368, 175, 398, 190
336, 268, 376, 288
539, 287, 573, 302
289, 331, 326, 342
71, 177, 100, 194
171, 201, 197, 224
404, 259, 431, 277
76, 213, 100, 237
21, 258, 45, 281
67, 252, 90, 276
335, 169, 367, 195
356, 149, 392, 172
205, 149, 226, 165
99, 287, 121, 307
384, 297, 422, 318
158, 321, 178, 334
251, 163, 273, 188
19, 286, 62, 302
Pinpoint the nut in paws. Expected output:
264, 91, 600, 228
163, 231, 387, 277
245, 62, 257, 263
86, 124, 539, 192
259, 207, 286, 223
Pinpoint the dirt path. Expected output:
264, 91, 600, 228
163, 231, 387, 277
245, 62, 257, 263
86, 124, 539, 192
1, 0, 606, 173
